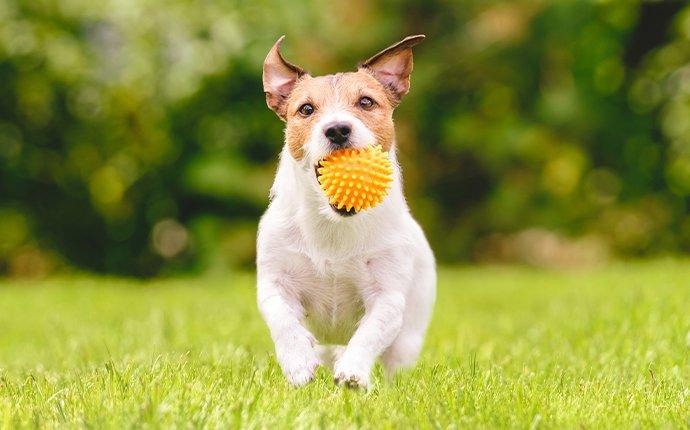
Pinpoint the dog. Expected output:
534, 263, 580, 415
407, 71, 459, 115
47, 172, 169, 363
257, 35, 436, 388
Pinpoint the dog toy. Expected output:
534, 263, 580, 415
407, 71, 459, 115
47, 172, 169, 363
317, 145, 393, 213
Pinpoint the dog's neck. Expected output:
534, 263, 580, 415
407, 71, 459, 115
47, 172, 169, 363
270, 145, 410, 259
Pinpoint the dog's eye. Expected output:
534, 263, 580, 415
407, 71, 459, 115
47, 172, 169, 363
298, 103, 314, 117
358, 97, 374, 110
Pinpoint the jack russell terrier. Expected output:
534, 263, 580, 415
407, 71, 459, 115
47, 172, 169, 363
257, 35, 436, 389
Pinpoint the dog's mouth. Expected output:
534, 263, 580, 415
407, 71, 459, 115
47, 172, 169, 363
314, 164, 357, 217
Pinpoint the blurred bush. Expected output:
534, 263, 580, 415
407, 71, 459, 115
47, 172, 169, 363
1, 0, 690, 276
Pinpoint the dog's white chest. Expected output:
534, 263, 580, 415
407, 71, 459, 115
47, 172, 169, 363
298, 259, 367, 344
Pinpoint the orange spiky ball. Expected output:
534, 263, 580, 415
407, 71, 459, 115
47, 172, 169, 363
317, 145, 393, 213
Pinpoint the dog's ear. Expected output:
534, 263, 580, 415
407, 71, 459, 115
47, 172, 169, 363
360, 35, 425, 104
263, 36, 307, 120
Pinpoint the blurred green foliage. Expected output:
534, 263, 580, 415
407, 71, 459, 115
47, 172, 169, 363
2, 0, 690, 276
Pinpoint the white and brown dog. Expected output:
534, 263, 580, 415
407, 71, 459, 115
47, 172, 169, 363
257, 35, 436, 388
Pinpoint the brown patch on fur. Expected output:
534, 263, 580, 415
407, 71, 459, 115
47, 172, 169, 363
284, 75, 333, 159
284, 71, 396, 160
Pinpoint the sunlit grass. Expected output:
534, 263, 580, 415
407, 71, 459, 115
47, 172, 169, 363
1, 260, 689, 428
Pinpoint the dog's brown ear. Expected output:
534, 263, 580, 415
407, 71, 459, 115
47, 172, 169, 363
360, 35, 425, 103
263, 36, 307, 120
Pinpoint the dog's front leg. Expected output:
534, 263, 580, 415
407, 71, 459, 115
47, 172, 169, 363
257, 277, 320, 386
334, 289, 405, 389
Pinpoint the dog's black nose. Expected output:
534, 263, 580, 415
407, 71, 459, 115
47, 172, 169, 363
324, 122, 352, 145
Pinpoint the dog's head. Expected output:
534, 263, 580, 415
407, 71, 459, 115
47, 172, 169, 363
263, 35, 424, 216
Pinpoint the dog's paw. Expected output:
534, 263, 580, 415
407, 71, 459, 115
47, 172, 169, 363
333, 358, 371, 389
284, 356, 320, 386
276, 336, 321, 386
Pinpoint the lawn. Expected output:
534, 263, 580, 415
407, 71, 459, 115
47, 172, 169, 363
0, 260, 688, 428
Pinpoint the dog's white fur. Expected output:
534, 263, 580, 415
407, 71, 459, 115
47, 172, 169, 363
256, 37, 436, 388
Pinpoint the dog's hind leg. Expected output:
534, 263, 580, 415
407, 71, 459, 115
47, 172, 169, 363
381, 258, 436, 378
380, 328, 425, 378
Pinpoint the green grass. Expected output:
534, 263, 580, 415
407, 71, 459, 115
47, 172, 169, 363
1, 261, 689, 428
